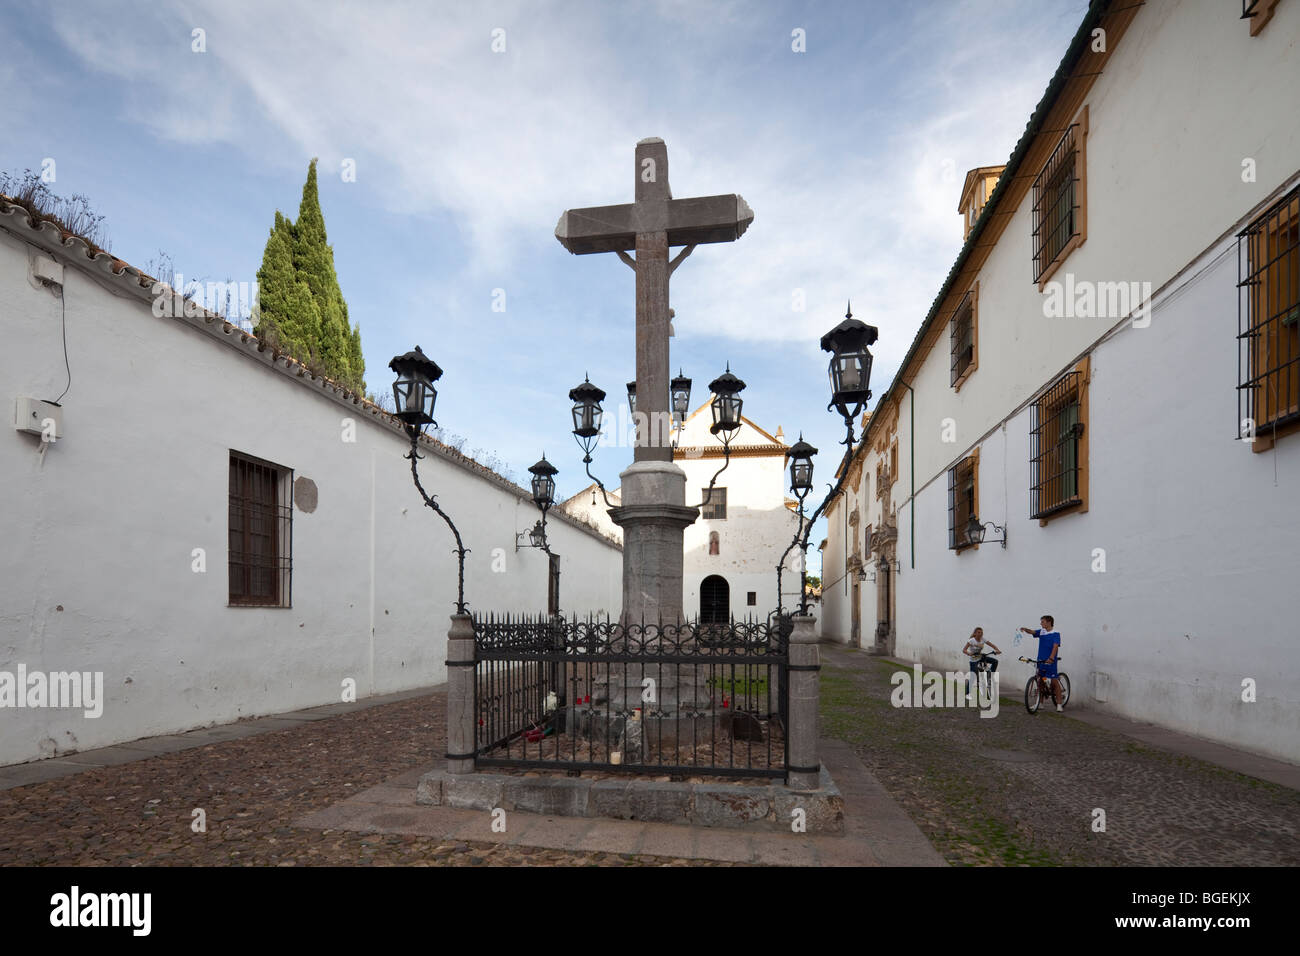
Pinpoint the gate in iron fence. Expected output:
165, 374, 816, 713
473, 614, 789, 778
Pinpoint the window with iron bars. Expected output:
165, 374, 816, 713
947, 453, 978, 550
1032, 122, 1081, 283
700, 486, 727, 520
950, 287, 977, 387
1237, 185, 1300, 445
1029, 371, 1086, 519
228, 451, 293, 607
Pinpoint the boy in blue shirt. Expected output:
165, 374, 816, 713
1019, 615, 1064, 712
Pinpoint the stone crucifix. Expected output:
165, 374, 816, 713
556, 137, 754, 624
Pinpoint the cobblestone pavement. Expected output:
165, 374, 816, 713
5, 649, 1295, 867
820, 646, 1300, 867
0, 691, 730, 867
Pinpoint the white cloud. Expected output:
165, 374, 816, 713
41, 0, 1081, 374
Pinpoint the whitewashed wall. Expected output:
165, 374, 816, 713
675, 410, 801, 622
895, 234, 1300, 763
0, 219, 622, 766
847, 0, 1300, 763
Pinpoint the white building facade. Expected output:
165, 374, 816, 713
674, 405, 803, 623
0, 200, 622, 767
823, 0, 1300, 764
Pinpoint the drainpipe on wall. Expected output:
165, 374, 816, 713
903, 382, 915, 570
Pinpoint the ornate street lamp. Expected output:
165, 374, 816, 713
965, 513, 1007, 549
626, 381, 637, 417
671, 369, 693, 425
776, 302, 881, 620
570, 374, 605, 439
691, 365, 746, 512
389, 346, 468, 613
820, 302, 878, 425
778, 434, 819, 613
569, 375, 615, 507
516, 519, 549, 552
529, 455, 558, 514
523, 454, 559, 554
390, 345, 442, 434
787, 434, 817, 500
709, 364, 745, 435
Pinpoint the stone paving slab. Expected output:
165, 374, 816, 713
51, 746, 161, 768
295, 733, 942, 866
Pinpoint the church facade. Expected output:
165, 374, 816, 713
0, 197, 622, 767
822, 0, 1300, 764
558, 406, 804, 623
674, 405, 803, 624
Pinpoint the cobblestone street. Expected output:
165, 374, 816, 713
820, 645, 1300, 867
0, 690, 730, 867
1, 646, 1296, 867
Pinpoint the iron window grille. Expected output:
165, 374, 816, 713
1029, 371, 1084, 519
946, 454, 977, 550
228, 451, 293, 606
950, 290, 975, 386
700, 486, 727, 520
1032, 123, 1080, 282
1237, 184, 1300, 437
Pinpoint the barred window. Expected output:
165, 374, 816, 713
1032, 121, 1082, 283
228, 451, 293, 606
700, 486, 727, 520
947, 454, 978, 550
1030, 370, 1086, 519
1238, 185, 1300, 440
950, 287, 977, 387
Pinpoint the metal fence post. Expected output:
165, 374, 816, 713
786, 613, 821, 790
446, 613, 477, 774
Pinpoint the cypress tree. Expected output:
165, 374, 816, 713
253, 159, 365, 392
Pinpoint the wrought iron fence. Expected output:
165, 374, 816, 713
473, 614, 788, 778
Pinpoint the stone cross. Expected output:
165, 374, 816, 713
555, 137, 754, 461
556, 138, 754, 624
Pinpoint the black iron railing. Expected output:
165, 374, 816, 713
1029, 370, 1084, 519
1237, 185, 1300, 439
473, 615, 788, 778
1032, 123, 1080, 282
950, 289, 975, 386
947, 453, 977, 549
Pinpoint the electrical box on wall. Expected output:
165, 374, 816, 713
14, 397, 62, 440
32, 255, 64, 287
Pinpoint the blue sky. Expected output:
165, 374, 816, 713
2, 0, 1088, 572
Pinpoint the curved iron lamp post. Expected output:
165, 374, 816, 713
776, 435, 818, 613
390, 345, 470, 614
569, 374, 617, 507
518, 454, 558, 553
776, 303, 879, 618
965, 513, 1007, 549
689, 365, 744, 510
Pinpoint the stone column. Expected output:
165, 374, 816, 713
786, 613, 821, 790
609, 462, 698, 625
445, 613, 476, 774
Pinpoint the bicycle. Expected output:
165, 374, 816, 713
1018, 656, 1071, 714
968, 653, 1000, 702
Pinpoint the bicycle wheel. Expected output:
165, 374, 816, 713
1024, 676, 1041, 714
1058, 673, 1071, 708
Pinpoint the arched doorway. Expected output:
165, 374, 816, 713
700, 575, 730, 624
